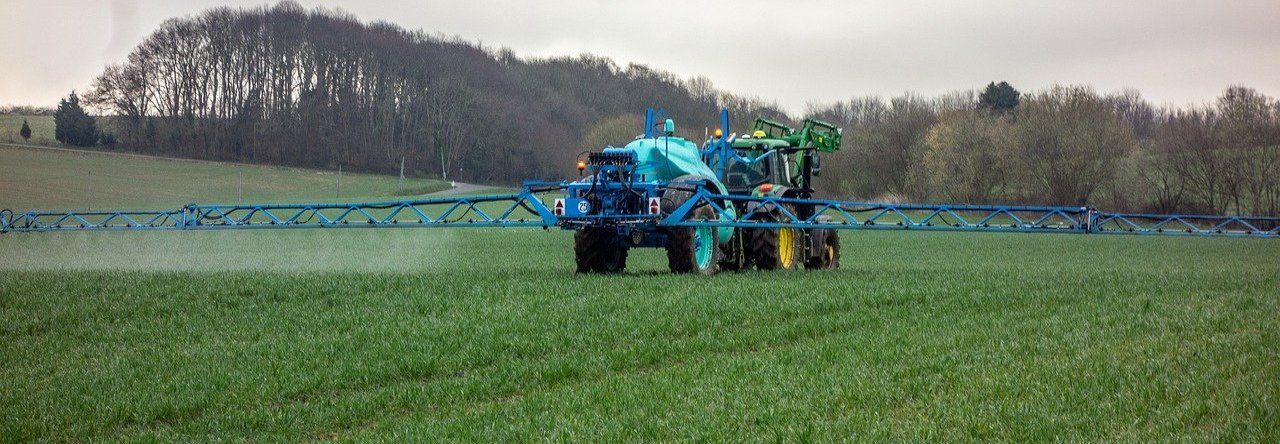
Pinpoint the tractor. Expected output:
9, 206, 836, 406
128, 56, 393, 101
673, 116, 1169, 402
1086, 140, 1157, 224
554, 109, 843, 274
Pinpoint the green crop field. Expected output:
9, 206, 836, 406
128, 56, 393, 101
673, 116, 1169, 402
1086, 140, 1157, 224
1, 147, 1278, 441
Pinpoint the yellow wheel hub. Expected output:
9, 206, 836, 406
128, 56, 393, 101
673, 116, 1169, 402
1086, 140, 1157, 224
779, 227, 797, 269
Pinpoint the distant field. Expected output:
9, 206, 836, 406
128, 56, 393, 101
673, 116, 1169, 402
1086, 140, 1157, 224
0, 115, 55, 145
1, 143, 1277, 441
0, 145, 450, 211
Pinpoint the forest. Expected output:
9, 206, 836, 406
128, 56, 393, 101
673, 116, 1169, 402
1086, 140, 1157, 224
82, 2, 1280, 216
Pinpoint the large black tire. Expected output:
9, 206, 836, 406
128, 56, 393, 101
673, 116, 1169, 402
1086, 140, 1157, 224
574, 228, 627, 273
666, 205, 719, 274
663, 176, 719, 275
804, 230, 841, 270
750, 211, 803, 271
749, 227, 796, 271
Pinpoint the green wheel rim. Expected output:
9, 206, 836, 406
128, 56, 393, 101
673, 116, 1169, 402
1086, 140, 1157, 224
694, 226, 714, 269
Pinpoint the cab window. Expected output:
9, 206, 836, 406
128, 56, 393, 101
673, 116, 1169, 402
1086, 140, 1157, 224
726, 156, 769, 188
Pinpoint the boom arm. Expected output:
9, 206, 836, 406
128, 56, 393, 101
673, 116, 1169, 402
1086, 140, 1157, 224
4, 185, 1276, 238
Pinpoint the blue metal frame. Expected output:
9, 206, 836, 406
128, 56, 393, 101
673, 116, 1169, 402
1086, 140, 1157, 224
1095, 212, 1280, 237
644, 108, 669, 139
657, 188, 1279, 238
1, 188, 559, 233
4, 185, 1276, 238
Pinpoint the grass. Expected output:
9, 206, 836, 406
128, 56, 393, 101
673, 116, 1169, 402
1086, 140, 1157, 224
0, 145, 450, 211
1, 146, 1278, 441
0, 230, 1276, 441
0, 115, 55, 145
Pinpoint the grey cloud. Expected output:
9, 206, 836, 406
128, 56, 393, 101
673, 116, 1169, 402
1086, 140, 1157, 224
1, 0, 1277, 112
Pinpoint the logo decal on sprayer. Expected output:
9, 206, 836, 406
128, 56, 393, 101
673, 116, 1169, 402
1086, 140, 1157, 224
648, 197, 661, 215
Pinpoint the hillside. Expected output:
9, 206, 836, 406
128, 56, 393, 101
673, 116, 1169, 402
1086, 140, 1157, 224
0, 145, 448, 211
83, 2, 785, 187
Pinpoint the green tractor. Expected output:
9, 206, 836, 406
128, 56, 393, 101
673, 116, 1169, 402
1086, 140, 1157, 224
718, 117, 843, 271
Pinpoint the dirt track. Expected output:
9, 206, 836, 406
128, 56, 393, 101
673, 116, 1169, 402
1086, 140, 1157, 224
424, 182, 488, 196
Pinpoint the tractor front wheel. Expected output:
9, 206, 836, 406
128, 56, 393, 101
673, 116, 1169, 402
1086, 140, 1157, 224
574, 228, 627, 273
804, 230, 841, 270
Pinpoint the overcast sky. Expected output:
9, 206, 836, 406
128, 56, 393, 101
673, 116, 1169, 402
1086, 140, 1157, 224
1, 0, 1278, 114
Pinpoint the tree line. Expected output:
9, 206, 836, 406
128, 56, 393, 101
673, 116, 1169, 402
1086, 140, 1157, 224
81, 2, 1280, 216
83, 1, 781, 184
0, 105, 54, 116
807, 84, 1280, 216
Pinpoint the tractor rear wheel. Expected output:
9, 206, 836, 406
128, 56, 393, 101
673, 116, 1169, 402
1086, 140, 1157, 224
750, 204, 804, 271
804, 230, 841, 270
751, 225, 803, 271
574, 228, 627, 273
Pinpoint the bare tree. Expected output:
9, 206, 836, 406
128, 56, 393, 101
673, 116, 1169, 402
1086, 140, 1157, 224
1008, 85, 1136, 205
920, 110, 1011, 203
1215, 86, 1280, 215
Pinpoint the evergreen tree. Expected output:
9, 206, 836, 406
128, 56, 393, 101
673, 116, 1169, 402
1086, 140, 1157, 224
54, 101, 67, 144
54, 91, 98, 146
19, 119, 31, 141
978, 81, 1021, 113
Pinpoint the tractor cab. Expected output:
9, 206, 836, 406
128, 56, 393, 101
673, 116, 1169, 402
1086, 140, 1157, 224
725, 118, 841, 198
724, 136, 790, 194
